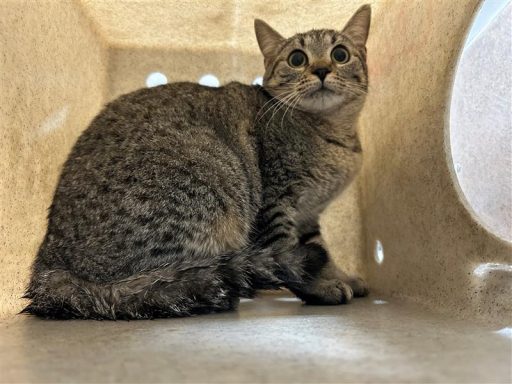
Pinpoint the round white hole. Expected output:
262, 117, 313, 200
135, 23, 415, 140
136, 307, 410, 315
199, 74, 220, 87
375, 240, 384, 264
252, 76, 263, 86
146, 72, 168, 88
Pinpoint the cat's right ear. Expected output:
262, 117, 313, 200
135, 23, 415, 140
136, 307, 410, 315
342, 4, 371, 47
254, 19, 285, 62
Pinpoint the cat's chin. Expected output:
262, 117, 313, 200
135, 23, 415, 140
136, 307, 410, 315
298, 90, 346, 114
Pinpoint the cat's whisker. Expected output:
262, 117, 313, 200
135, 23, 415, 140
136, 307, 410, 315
277, 83, 310, 123
265, 90, 301, 130
264, 99, 291, 130
254, 91, 291, 121
266, 89, 299, 117
254, 88, 298, 124
339, 81, 369, 95
289, 92, 305, 121
280, 91, 304, 130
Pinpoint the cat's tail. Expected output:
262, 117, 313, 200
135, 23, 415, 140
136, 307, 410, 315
21, 248, 282, 320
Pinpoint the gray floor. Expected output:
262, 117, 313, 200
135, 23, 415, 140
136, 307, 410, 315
0, 291, 510, 383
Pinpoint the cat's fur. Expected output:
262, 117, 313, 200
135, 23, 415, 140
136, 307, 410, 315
23, 5, 371, 319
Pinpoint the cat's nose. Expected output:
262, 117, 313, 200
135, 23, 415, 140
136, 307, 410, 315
312, 68, 331, 82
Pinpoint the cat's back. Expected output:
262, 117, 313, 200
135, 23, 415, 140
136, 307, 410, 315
79, 81, 256, 146
65, 81, 262, 180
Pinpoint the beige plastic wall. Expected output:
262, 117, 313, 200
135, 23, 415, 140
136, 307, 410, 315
359, 0, 511, 321
0, 0, 108, 319
0, 0, 509, 322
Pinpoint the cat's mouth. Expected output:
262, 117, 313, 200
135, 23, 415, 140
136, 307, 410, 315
296, 82, 347, 112
318, 86, 335, 94
306, 84, 336, 98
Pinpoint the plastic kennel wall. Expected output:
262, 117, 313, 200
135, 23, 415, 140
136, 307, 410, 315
1, 0, 510, 322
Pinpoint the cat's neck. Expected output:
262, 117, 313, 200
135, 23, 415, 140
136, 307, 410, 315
310, 99, 364, 137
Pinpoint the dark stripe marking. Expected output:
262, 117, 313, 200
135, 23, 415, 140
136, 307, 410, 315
260, 233, 289, 248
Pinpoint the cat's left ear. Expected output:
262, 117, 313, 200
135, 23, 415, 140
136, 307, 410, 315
342, 4, 371, 47
254, 19, 285, 62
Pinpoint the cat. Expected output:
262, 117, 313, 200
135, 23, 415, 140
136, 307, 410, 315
22, 4, 371, 319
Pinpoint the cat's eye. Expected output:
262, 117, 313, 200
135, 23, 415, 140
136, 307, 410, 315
288, 50, 307, 68
331, 46, 350, 64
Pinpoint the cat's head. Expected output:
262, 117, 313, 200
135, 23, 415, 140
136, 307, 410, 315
255, 5, 371, 114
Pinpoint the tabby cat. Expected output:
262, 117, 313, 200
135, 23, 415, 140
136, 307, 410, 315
23, 5, 371, 319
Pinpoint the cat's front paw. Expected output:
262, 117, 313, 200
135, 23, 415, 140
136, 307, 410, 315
346, 276, 369, 297
293, 278, 354, 305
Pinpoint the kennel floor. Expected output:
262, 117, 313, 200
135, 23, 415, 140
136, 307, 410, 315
0, 291, 510, 383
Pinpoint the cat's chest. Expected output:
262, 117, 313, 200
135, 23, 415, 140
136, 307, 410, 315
295, 136, 362, 218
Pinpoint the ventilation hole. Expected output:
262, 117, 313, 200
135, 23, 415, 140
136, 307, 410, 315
375, 240, 384, 264
199, 74, 220, 87
252, 76, 263, 85
146, 72, 168, 88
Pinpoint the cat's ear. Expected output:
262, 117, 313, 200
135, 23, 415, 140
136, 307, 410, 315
254, 19, 285, 61
342, 4, 371, 47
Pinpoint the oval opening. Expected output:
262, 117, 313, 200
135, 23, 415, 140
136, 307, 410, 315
449, 0, 511, 242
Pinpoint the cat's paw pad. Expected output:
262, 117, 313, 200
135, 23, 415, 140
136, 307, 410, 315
299, 278, 353, 305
